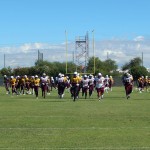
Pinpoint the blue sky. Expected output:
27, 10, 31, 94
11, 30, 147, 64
0, 0, 150, 69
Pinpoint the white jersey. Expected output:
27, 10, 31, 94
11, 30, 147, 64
89, 78, 94, 85
125, 77, 132, 84
82, 79, 89, 87
51, 78, 55, 83
105, 77, 110, 85
41, 76, 48, 84
57, 77, 64, 83
95, 77, 105, 88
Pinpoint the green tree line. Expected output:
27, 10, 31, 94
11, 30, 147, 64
0, 57, 149, 79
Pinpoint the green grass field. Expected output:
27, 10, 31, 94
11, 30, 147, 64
0, 86, 150, 150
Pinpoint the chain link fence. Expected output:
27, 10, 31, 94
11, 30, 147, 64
0, 78, 3, 86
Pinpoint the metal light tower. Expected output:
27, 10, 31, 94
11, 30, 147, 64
75, 32, 89, 73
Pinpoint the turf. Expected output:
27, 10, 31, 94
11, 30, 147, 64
0, 87, 150, 150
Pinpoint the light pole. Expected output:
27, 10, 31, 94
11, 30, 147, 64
65, 30, 68, 74
142, 52, 143, 67
4, 54, 6, 68
92, 30, 95, 74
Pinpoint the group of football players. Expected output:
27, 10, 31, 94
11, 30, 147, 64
3, 72, 114, 101
122, 73, 150, 99
3, 72, 149, 101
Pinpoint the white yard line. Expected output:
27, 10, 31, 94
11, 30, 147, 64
0, 127, 149, 130
0, 115, 149, 118
0, 116, 74, 118
0, 147, 150, 150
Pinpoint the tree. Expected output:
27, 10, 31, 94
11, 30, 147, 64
34, 60, 77, 76
122, 57, 148, 80
103, 59, 118, 72
0, 67, 12, 76
87, 57, 118, 75
13, 67, 29, 76
122, 57, 142, 70
64, 62, 76, 74
87, 57, 103, 74
0, 57, 120, 77
35, 60, 50, 67
28, 66, 39, 76
130, 66, 148, 80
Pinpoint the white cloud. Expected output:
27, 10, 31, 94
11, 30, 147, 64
103, 49, 126, 58
134, 36, 145, 42
94, 37, 149, 67
0, 36, 150, 69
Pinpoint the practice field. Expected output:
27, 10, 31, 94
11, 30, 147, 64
0, 87, 150, 150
